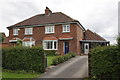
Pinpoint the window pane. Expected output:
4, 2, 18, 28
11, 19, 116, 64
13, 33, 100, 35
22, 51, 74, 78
63, 26, 66, 32
67, 25, 70, 31
54, 41, 57, 49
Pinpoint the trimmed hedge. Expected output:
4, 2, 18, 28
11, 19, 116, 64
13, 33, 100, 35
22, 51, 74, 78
44, 50, 57, 56
52, 52, 76, 65
89, 46, 120, 79
2, 46, 46, 73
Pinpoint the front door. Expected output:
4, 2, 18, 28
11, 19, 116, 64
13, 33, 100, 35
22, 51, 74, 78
84, 43, 89, 54
64, 42, 69, 54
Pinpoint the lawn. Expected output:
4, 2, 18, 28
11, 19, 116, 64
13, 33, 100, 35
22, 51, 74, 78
47, 55, 56, 66
2, 72, 40, 78
2, 55, 55, 79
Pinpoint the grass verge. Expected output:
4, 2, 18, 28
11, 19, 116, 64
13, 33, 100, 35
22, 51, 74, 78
47, 56, 56, 67
2, 72, 40, 78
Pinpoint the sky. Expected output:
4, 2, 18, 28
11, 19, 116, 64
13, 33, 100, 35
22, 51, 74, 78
0, 0, 119, 44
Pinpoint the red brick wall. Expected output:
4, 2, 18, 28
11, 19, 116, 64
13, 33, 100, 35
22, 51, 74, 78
8, 23, 82, 55
76, 25, 84, 55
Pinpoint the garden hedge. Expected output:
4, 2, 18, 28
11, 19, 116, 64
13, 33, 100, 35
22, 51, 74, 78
44, 50, 56, 56
52, 52, 76, 65
2, 46, 46, 73
89, 46, 120, 79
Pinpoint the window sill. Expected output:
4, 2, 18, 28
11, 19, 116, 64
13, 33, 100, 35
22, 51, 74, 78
62, 32, 70, 33
44, 49, 57, 50
24, 34, 33, 35
13, 34, 18, 36
45, 32, 54, 34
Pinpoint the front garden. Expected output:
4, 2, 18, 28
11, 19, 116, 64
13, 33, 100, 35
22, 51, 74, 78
2, 46, 76, 79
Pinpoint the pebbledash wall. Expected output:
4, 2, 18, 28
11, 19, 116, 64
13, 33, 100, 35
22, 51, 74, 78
8, 23, 84, 55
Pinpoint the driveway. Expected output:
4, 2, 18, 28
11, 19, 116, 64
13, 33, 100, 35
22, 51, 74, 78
39, 55, 88, 78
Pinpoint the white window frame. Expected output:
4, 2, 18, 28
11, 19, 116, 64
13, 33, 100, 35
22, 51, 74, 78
13, 29, 18, 35
43, 40, 58, 50
45, 26, 54, 34
62, 24, 70, 33
25, 28, 33, 35
22, 41, 35, 47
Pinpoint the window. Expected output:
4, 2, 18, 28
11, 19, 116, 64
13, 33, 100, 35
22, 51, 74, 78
23, 41, 35, 47
13, 29, 18, 35
62, 25, 70, 32
25, 28, 33, 35
45, 26, 54, 34
43, 40, 57, 50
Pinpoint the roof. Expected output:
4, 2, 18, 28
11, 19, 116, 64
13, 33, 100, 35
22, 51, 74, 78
7, 12, 77, 28
84, 29, 106, 41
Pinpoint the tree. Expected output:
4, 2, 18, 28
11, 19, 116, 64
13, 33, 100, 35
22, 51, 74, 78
117, 37, 120, 51
0, 33, 4, 43
16, 40, 22, 46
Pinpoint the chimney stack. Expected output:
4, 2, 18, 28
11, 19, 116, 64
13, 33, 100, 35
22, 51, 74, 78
45, 7, 52, 15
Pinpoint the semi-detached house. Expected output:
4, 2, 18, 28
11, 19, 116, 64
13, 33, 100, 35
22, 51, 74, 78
6, 7, 109, 55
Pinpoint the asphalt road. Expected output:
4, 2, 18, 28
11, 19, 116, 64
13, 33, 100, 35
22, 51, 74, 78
40, 55, 88, 78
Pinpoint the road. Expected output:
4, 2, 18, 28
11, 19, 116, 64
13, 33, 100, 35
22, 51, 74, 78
40, 55, 88, 78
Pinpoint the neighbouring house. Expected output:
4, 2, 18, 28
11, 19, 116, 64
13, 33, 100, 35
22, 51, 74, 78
0, 32, 9, 48
6, 7, 109, 55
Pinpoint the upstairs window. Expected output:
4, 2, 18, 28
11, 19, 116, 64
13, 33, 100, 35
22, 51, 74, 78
13, 29, 18, 35
62, 24, 70, 32
45, 26, 54, 34
25, 28, 33, 35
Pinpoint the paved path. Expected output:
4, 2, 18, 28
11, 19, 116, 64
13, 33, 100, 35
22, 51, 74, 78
40, 55, 88, 78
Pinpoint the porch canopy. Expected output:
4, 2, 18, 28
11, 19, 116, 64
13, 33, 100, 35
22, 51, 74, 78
43, 35, 58, 40
59, 36, 73, 40
80, 40, 109, 43
23, 37, 35, 41
9, 37, 21, 43
80, 40, 110, 46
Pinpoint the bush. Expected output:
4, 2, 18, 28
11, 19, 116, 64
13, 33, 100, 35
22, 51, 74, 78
52, 52, 76, 65
89, 46, 120, 79
117, 37, 120, 51
2, 46, 46, 73
44, 50, 57, 56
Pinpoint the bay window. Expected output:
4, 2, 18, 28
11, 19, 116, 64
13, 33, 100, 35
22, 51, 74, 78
23, 41, 35, 47
43, 40, 57, 50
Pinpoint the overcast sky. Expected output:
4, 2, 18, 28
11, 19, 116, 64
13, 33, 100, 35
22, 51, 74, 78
0, 0, 119, 44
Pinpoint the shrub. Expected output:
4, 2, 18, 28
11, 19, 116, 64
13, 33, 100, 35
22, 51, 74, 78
117, 37, 120, 51
2, 46, 46, 73
89, 46, 120, 79
52, 52, 76, 65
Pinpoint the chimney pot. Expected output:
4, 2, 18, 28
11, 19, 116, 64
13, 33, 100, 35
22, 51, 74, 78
45, 7, 52, 15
